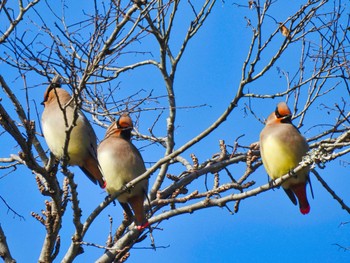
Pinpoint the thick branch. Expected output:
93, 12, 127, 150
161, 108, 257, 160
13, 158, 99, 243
0, 224, 16, 263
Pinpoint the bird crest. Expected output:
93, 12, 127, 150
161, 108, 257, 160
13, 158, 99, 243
42, 75, 63, 105
117, 113, 133, 130
274, 102, 292, 123
105, 113, 133, 140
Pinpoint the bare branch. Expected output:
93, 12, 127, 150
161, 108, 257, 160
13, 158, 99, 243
0, 0, 40, 44
0, 224, 16, 263
0, 195, 25, 220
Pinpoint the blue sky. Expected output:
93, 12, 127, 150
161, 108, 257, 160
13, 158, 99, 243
1, 0, 349, 262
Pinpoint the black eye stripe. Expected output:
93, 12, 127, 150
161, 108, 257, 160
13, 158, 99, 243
116, 122, 132, 131
275, 107, 282, 118
274, 106, 292, 123
275, 107, 291, 119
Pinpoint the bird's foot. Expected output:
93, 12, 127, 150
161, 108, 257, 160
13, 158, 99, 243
269, 178, 277, 188
104, 195, 117, 206
288, 170, 297, 178
122, 184, 132, 194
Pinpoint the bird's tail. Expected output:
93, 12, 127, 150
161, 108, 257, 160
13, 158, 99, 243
291, 183, 310, 215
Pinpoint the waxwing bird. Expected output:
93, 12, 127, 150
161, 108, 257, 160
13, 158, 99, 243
41, 77, 106, 188
259, 102, 310, 214
248, 1, 256, 9
98, 114, 149, 230
279, 22, 291, 40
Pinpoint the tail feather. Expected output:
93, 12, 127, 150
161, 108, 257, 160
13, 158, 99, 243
308, 175, 314, 199
79, 166, 97, 185
291, 183, 310, 215
80, 156, 106, 188
128, 195, 147, 226
119, 202, 134, 220
283, 188, 297, 206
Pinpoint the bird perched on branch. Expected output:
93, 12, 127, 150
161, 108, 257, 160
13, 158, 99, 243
259, 102, 311, 214
98, 113, 149, 230
41, 76, 106, 188
279, 22, 291, 40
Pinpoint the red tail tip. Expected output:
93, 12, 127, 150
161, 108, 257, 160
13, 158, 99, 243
136, 221, 150, 231
292, 183, 310, 215
300, 206, 310, 215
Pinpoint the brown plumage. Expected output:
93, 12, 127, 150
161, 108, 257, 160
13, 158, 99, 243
279, 23, 291, 40
41, 78, 105, 188
98, 114, 149, 229
248, 1, 256, 9
259, 102, 310, 214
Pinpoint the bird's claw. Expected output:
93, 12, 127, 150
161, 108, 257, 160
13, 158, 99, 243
104, 195, 117, 206
122, 184, 132, 193
269, 179, 277, 187
288, 170, 297, 178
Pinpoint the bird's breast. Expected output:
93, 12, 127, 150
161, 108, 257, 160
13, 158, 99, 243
42, 108, 92, 165
98, 140, 146, 202
261, 136, 302, 179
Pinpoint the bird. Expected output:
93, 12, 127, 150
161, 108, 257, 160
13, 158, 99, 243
248, 1, 256, 9
97, 113, 149, 230
41, 76, 106, 188
259, 102, 310, 214
279, 22, 291, 40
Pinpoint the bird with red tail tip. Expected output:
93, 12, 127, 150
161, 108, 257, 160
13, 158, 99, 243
98, 113, 149, 229
41, 76, 106, 188
259, 102, 311, 214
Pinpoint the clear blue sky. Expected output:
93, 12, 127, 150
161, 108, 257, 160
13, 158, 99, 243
1, 1, 349, 262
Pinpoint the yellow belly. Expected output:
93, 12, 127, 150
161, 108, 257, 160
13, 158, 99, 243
261, 136, 308, 188
98, 140, 146, 203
